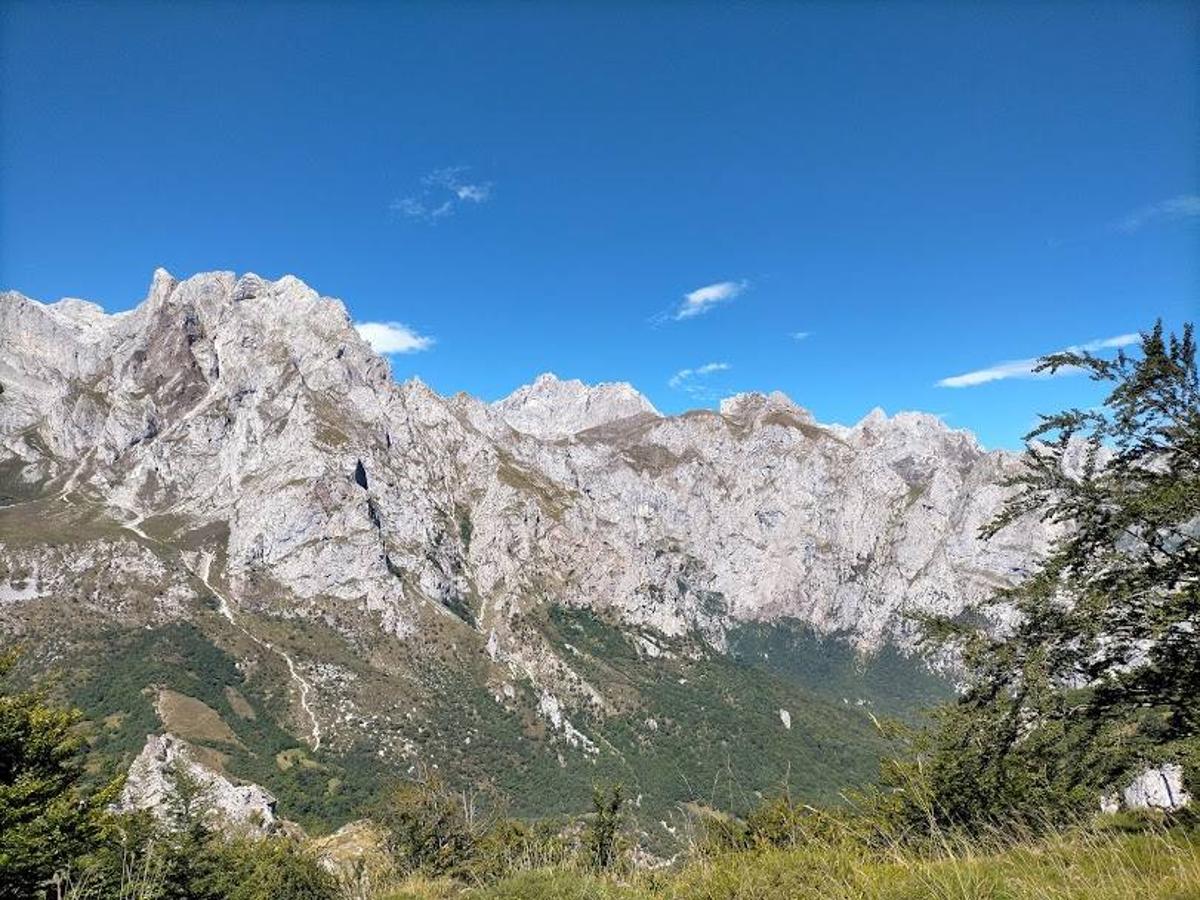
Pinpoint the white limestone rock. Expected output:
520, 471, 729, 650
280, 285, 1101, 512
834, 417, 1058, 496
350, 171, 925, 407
118, 733, 278, 835
0, 268, 1061, 749
494, 372, 659, 439
1103, 764, 1192, 813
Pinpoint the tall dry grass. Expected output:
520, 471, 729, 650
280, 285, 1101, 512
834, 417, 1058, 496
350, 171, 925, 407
370, 822, 1200, 899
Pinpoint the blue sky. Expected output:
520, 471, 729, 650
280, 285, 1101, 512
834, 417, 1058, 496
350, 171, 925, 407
2, 2, 1196, 448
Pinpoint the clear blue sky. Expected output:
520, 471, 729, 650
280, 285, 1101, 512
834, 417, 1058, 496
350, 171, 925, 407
2, 1, 1196, 448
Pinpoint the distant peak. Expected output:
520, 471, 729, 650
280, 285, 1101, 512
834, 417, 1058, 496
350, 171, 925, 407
719, 390, 815, 423
854, 407, 949, 432
494, 373, 659, 439
859, 407, 888, 427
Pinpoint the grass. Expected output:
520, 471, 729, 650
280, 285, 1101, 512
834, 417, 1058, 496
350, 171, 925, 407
372, 828, 1200, 899
658, 832, 1200, 900
156, 688, 245, 747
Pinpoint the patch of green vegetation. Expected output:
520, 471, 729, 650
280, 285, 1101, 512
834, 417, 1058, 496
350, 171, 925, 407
27, 596, 947, 844
495, 457, 571, 520
459, 607, 909, 845
456, 507, 473, 551
65, 622, 392, 831
0, 497, 129, 546
725, 619, 952, 719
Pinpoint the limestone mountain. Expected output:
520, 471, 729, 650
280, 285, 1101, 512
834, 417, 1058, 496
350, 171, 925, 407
0, 269, 1047, 831
493, 371, 659, 439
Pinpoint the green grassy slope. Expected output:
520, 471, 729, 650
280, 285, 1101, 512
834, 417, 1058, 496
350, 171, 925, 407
47, 604, 949, 839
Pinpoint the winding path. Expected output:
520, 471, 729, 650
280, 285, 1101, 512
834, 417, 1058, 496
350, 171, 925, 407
104, 498, 324, 751
194, 550, 322, 750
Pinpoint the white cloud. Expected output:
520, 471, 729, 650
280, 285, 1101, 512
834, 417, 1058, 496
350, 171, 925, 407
355, 321, 434, 354
1114, 194, 1200, 233
455, 183, 491, 203
790, 331, 811, 341
937, 332, 1139, 389
1077, 333, 1141, 351
669, 361, 730, 389
390, 166, 493, 221
675, 280, 747, 320
389, 198, 427, 218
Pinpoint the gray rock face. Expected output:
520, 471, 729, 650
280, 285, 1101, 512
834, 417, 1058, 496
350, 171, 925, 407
0, 269, 1053, 751
1101, 764, 1192, 813
493, 372, 659, 439
117, 733, 278, 834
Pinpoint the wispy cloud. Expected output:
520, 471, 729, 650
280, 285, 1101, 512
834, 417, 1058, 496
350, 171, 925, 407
355, 321, 435, 354
1113, 194, 1200, 233
669, 361, 731, 398
674, 280, 747, 320
790, 331, 811, 341
390, 166, 492, 221
937, 332, 1139, 388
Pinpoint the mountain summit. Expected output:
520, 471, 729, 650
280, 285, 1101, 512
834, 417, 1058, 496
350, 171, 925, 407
0, 270, 1047, 825
494, 372, 659, 439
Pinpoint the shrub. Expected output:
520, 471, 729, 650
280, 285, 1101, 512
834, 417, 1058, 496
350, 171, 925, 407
375, 771, 490, 879
0, 650, 120, 899
585, 784, 625, 873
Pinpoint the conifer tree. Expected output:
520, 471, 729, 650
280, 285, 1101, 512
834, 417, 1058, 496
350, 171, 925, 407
911, 322, 1199, 828
0, 651, 118, 898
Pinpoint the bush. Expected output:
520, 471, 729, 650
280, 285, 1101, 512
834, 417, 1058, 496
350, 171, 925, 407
206, 838, 339, 900
375, 773, 485, 878
585, 784, 625, 873
0, 650, 120, 899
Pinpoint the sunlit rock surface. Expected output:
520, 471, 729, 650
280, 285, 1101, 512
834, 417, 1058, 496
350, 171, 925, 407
0, 269, 1053, 754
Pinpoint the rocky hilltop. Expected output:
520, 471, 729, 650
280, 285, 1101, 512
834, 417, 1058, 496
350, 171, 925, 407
493, 371, 659, 439
0, 270, 1048, 825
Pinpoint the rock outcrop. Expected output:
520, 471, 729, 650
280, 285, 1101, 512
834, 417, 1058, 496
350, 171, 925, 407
1102, 764, 1193, 814
117, 733, 278, 835
493, 371, 659, 439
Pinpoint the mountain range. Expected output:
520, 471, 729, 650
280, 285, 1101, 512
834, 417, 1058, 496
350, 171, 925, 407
0, 270, 1051, 832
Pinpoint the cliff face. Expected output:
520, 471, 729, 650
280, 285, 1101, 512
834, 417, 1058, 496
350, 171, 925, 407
0, 270, 1044, 811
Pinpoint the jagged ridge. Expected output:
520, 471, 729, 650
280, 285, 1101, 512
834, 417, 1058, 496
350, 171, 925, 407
0, 269, 1048, 824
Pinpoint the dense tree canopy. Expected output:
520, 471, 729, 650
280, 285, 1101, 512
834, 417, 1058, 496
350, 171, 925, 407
0, 651, 117, 899
899, 322, 1199, 829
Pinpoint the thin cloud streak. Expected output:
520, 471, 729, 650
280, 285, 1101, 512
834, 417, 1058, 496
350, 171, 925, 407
391, 166, 492, 221
355, 321, 435, 354
1113, 194, 1200, 233
669, 361, 730, 389
937, 332, 1139, 389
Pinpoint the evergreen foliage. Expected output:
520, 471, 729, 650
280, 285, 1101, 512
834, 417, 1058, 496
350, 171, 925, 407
897, 321, 1199, 830
0, 650, 119, 899
585, 784, 625, 873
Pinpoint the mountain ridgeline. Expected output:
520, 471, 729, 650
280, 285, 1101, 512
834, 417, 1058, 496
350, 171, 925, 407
0, 269, 1045, 828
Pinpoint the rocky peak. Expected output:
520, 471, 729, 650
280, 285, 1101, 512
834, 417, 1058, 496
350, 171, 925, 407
147, 266, 179, 305
719, 391, 818, 429
494, 371, 659, 439
841, 406, 982, 457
